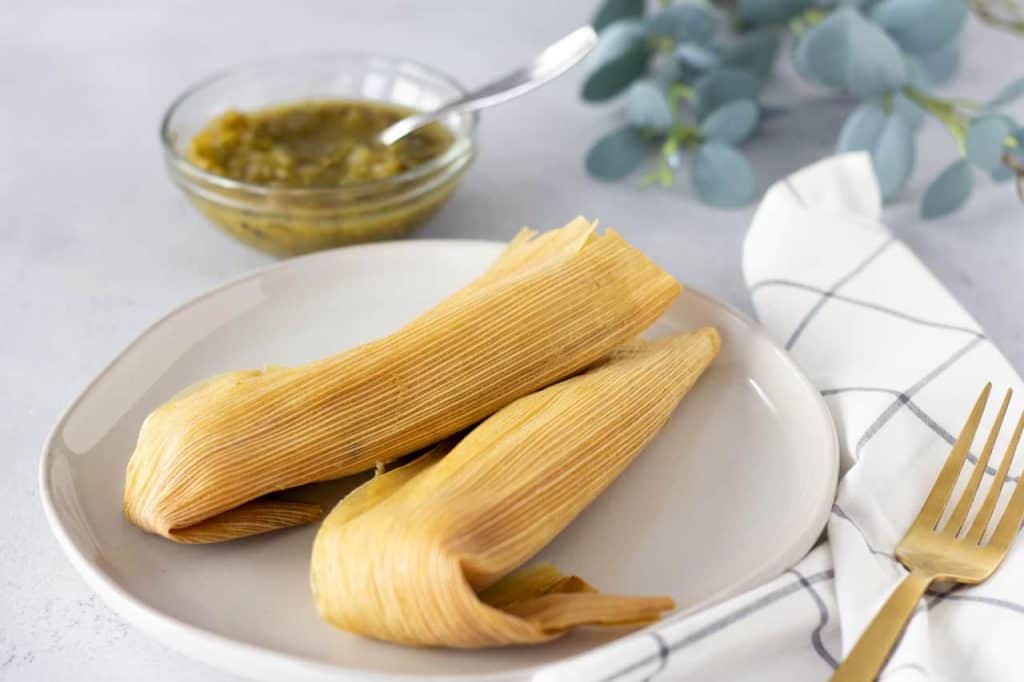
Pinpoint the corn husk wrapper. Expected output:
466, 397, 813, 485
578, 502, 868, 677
311, 328, 720, 647
124, 218, 681, 542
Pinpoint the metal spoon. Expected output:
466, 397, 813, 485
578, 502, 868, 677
377, 25, 597, 146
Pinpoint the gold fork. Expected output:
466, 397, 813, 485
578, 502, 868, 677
832, 383, 1024, 681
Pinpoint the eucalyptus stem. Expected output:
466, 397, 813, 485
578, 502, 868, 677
641, 123, 704, 187
1004, 151, 1024, 200
650, 36, 677, 54
903, 87, 970, 154
948, 97, 986, 111
669, 123, 703, 148
670, 84, 695, 110
788, 7, 827, 35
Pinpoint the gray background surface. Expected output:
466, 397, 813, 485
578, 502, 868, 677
2, 1, 1022, 679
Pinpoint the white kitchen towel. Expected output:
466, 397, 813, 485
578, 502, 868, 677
537, 153, 1024, 682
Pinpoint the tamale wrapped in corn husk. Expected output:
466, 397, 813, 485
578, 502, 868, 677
124, 217, 681, 542
311, 328, 720, 647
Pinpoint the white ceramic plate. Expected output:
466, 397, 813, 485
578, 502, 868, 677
41, 240, 837, 682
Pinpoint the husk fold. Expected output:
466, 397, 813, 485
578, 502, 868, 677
124, 217, 681, 542
311, 328, 720, 647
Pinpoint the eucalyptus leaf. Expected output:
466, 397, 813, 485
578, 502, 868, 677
906, 59, 927, 89
916, 44, 960, 86
965, 115, 1016, 171
892, 93, 926, 130
583, 51, 649, 101
870, 0, 967, 54
838, 104, 914, 199
626, 80, 675, 133
586, 126, 653, 179
593, 0, 646, 31
587, 20, 646, 67
991, 164, 1015, 183
646, 4, 716, 44
694, 67, 761, 118
676, 42, 719, 71
691, 143, 755, 207
795, 7, 908, 98
652, 55, 684, 90
582, 20, 649, 102
921, 160, 973, 219
989, 77, 1024, 109
720, 29, 782, 81
738, 0, 812, 25
790, 32, 818, 82
847, 40, 908, 97
872, 114, 915, 199
837, 102, 887, 152
701, 99, 760, 143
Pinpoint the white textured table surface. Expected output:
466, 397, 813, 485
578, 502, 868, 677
3, 2, 1023, 680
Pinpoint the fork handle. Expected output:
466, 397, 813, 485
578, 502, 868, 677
831, 570, 934, 681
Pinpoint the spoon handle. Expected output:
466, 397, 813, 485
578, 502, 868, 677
378, 25, 597, 146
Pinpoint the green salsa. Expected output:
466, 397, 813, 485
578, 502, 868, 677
187, 100, 453, 187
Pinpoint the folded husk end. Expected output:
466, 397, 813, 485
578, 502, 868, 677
311, 328, 718, 647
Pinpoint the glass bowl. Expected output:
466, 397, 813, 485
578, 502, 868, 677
161, 54, 476, 257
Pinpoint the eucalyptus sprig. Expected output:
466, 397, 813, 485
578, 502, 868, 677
582, 0, 1024, 217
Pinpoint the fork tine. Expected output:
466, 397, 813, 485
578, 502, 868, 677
916, 383, 991, 529
988, 415, 1024, 551
944, 389, 1012, 536
967, 408, 1024, 544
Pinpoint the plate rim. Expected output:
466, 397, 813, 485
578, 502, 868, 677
39, 239, 839, 682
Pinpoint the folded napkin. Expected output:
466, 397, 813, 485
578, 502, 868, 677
538, 153, 1024, 682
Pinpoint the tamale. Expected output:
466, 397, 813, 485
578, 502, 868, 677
311, 328, 720, 647
124, 217, 681, 542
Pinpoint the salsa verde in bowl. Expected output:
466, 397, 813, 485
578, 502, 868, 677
161, 54, 475, 257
